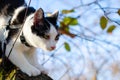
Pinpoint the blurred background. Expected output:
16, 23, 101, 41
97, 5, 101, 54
26, 0, 120, 80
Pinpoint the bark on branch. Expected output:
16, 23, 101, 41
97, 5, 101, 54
0, 57, 53, 80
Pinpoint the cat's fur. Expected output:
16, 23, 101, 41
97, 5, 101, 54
0, 0, 59, 76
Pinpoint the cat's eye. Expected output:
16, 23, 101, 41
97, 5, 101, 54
43, 35, 50, 39
55, 34, 60, 41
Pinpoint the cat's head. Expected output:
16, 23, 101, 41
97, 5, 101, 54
23, 8, 60, 51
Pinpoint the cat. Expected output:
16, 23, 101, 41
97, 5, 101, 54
0, 0, 59, 76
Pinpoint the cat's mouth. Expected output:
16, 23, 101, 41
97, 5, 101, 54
46, 46, 56, 51
47, 48, 55, 51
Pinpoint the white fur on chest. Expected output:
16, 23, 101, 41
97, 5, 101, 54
5, 37, 45, 76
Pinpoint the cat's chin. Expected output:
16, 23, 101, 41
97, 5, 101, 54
44, 49, 54, 52
41, 48, 55, 52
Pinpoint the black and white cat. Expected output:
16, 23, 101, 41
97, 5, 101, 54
0, 0, 59, 76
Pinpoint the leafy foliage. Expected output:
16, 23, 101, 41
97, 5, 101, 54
64, 42, 71, 51
117, 9, 120, 15
100, 16, 108, 30
59, 16, 78, 38
62, 17, 78, 26
62, 9, 74, 14
107, 25, 116, 33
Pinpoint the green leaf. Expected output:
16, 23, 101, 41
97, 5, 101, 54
63, 17, 78, 26
60, 22, 69, 31
117, 9, 120, 15
60, 22, 67, 27
64, 42, 71, 51
100, 16, 108, 30
107, 25, 116, 33
62, 9, 74, 14
64, 27, 69, 32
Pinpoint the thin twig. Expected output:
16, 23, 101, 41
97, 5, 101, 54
96, 0, 120, 26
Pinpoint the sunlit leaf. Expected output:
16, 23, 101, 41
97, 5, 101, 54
62, 9, 74, 14
60, 22, 76, 38
64, 27, 69, 32
100, 16, 108, 30
117, 9, 120, 15
60, 22, 68, 27
60, 22, 69, 32
64, 42, 71, 51
6, 69, 16, 80
107, 25, 116, 33
63, 17, 78, 26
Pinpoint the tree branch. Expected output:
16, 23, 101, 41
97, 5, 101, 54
0, 57, 53, 80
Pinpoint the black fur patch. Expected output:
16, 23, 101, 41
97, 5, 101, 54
0, 42, 2, 58
11, 7, 35, 25
31, 20, 50, 37
0, 0, 25, 15
31, 16, 59, 38
6, 28, 19, 43
46, 17, 59, 30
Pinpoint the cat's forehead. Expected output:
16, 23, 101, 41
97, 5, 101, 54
44, 19, 58, 35
45, 17, 58, 29
31, 18, 58, 37
48, 21, 58, 34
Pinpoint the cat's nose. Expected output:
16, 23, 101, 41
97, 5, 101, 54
51, 46, 56, 50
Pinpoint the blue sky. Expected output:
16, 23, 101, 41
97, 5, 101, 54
28, 0, 80, 11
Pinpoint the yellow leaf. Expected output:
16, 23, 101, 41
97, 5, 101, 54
100, 16, 108, 30
107, 25, 116, 33
62, 9, 74, 14
117, 9, 120, 15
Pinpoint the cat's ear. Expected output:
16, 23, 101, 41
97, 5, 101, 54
49, 11, 59, 20
47, 11, 59, 24
34, 8, 44, 25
